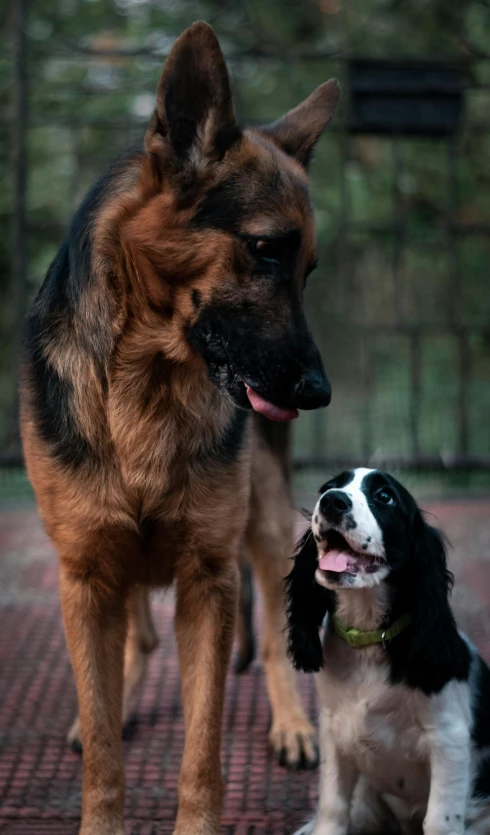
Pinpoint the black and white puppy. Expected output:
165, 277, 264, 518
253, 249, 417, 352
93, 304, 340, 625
286, 468, 490, 835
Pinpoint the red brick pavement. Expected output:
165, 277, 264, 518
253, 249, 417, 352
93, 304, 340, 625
0, 499, 489, 834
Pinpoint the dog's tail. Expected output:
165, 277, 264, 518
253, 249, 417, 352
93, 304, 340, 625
235, 554, 255, 673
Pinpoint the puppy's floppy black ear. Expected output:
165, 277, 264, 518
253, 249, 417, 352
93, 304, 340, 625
411, 512, 454, 627
407, 511, 468, 693
285, 528, 332, 673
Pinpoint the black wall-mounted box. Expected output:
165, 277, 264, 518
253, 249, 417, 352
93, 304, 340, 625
348, 60, 466, 137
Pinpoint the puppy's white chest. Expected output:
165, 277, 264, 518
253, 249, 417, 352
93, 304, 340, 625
319, 646, 431, 803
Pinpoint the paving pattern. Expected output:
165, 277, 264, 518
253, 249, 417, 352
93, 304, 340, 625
0, 498, 489, 834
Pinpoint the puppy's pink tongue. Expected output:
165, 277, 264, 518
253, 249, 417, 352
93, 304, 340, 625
245, 385, 299, 422
319, 550, 350, 573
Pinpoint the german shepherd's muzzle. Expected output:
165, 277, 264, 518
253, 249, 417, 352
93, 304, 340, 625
20, 20, 340, 835
190, 294, 330, 421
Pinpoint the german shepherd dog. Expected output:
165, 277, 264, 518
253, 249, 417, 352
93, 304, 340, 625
20, 22, 340, 835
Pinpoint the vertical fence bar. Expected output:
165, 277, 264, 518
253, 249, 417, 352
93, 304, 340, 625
447, 137, 462, 325
360, 333, 372, 461
9, 0, 29, 452
70, 125, 82, 213
458, 331, 470, 457
338, 132, 350, 318
393, 139, 416, 463
409, 330, 421, 461
446, 136, 469, 457
392, 139, 404, 326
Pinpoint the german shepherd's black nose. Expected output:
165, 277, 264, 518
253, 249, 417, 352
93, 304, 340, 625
293, 339, 331, 410
294, 367, 331, 410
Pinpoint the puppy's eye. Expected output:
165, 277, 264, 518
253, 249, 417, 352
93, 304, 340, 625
376, 489, 395, 506
249, 238, 281, 265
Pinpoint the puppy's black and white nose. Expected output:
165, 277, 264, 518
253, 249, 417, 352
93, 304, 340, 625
320, 490, 352, 518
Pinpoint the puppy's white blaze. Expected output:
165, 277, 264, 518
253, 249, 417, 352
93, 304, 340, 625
342, 468, 384, 556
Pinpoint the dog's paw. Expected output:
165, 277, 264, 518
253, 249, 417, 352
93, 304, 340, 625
269, 716, 318, 769
172, 815, 220, 835
424, 825, 463, 835
293, 822, 315, 835
424, 817, 465, 835
424, 829, 462, 835
294, 824, 348, 835
424, 829, 464, 835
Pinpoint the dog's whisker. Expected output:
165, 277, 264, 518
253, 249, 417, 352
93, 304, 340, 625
295, 506, 313, 521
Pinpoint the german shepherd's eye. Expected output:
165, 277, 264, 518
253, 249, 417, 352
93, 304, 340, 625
240, 229, 300, 275
248, 238, 281, 265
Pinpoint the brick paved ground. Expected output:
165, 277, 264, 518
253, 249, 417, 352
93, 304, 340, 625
0, 497, 489, 835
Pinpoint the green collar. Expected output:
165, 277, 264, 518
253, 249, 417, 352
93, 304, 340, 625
331, 612, 412, 649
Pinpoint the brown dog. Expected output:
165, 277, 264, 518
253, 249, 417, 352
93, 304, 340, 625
20, 22, 339, 835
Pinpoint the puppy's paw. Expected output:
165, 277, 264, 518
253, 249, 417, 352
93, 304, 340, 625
295, 823, 348, 835
424, 823, 464, 835
269, 716, 318, 770
424, 830, 462, 835
293, 822, 315, 835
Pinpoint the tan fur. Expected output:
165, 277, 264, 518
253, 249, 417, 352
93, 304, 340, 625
246, 431, 317, 765
20, 21, 340, 835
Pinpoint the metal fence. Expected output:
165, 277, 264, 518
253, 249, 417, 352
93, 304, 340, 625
3, 2, 490, 474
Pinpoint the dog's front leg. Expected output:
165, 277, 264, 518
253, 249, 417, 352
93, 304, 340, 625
424, 687, 471, 835
60, 562, 127, 835
298, 711, 357, 835
173, 553, 239, 835
246, 439, 318, 768
67, 585, 159, 751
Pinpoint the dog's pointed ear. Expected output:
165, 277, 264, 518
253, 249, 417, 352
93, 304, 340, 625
145, 22, 241, 174
260, 79, 340, 168
285, 528, 332, 673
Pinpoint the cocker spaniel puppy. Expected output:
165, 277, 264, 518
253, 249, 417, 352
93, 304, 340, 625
286, 468, 490, 835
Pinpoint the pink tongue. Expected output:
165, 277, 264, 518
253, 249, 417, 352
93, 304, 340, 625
319, 550, 352, 573
245, 385, 299, 422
